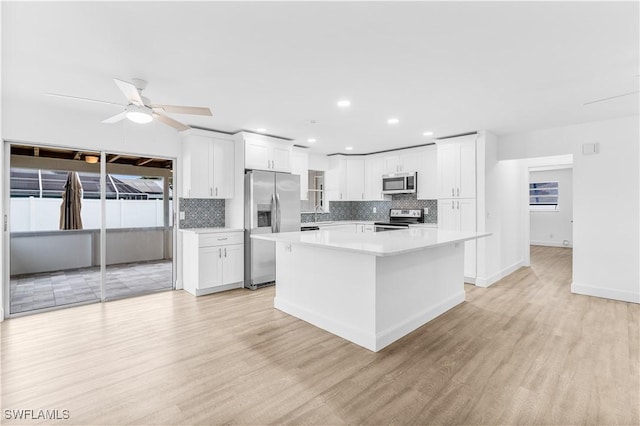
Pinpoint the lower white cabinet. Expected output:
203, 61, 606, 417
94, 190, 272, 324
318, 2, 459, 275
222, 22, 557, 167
438, 198, 476, 279
356, 223, 375, 233
182, 230, 244, 296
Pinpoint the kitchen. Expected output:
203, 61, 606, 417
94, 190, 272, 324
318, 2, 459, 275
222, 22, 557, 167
1, 1, 638, 425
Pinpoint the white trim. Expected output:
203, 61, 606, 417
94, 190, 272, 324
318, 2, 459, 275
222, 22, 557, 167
0, 307, 4, 322
531, 240, 572, 248
475, 259, 525, 288
571, 282, 639, 304
375, 291, 465, 351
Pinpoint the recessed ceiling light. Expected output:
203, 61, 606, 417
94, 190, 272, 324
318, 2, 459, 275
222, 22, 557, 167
337, 99, 351, 107
307, 138, 317, 143
423, 131, 434, 137
256, 128, 267, 132
345, 146, 353, 151
387, 118, 399, 125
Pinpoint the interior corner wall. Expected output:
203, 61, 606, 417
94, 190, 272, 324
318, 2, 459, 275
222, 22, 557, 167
476, 130, 526, 287
498, 115, 639, 304
529, 168, 573, 247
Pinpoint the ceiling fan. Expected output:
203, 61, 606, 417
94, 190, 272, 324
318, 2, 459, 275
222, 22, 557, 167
47, 78, 212, 131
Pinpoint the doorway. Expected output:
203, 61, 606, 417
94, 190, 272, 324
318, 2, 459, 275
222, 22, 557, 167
5, 143, 175, 316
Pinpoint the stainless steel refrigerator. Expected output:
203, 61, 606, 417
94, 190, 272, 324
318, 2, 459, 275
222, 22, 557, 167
244, 170, 300, 289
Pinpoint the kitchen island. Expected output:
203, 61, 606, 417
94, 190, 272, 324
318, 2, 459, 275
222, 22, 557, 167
252, 227, 489, 352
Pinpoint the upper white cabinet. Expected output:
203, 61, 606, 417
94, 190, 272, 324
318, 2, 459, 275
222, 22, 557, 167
382, 151, 420, 174
244, 135, 293, 172
291, 149, 309, 200
416, 146, 438, 200
364, 156, 385, 200
182, 132, 234, 199
326, 156, 365, 201
437, 135, 476, 199
346, 158, 365, 200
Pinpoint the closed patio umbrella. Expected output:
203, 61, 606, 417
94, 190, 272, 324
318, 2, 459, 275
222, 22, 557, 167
59, 172, 83, 230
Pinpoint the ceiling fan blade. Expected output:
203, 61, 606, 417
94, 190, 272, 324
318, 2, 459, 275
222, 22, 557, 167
583, 90, 640, 105
101, 111, 127, 124
46, 92, 123, 106
154, 113, 190, 131
151, 104, 212, 116
113, 78, 144, 106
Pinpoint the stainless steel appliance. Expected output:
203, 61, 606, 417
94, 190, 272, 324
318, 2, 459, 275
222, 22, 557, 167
245, 170, 300, 289
382, 171, 417, 194
374, 208, 424, 232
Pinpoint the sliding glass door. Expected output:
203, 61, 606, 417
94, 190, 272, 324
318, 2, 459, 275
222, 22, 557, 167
104, 157, 174, 300
6, 144, 175, 315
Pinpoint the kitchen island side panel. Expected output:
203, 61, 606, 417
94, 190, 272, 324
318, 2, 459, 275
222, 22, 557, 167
374, 243, 465, 351
274, 242, 378, 350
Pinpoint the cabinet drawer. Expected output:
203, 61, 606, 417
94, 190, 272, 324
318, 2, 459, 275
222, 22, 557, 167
199, 232, 244, 247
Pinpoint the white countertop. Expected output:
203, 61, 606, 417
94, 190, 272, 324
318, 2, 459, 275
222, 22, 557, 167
252, 228, 490, 257
180, 227, 244, 234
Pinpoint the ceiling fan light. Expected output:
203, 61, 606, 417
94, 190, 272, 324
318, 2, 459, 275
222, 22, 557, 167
126, 105, 153, 124
85, 155, 99, 164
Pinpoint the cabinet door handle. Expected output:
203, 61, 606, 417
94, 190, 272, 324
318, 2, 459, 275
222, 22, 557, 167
457, 187, 460, 197
217, 237, 228, 241
215, 187, 218, 196
219, 248, 222, 258
457, 201, 460, 210
362, 193, 364, 199
451, 200, 454, 209
224, 247, 227, 257
210, 188, 213, 196
451, 187, 454, 197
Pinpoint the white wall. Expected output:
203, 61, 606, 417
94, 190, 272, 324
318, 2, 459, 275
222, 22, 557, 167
498, 116, 639, 304
529, 168, 573, 247
476, 131, 527, 287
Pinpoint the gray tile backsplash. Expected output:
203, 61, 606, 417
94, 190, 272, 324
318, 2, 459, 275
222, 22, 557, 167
301, 194, 437, 223
179, 198, 225, 228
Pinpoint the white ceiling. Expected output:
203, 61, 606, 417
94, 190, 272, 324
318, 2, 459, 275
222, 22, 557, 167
2, 1, 638, 155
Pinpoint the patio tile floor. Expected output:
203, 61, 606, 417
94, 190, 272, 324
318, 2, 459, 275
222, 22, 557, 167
10, 260, 173, 314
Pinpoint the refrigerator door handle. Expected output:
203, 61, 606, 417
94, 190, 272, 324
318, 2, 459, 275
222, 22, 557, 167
271, 193, 277, 233
275, 192, 281, 233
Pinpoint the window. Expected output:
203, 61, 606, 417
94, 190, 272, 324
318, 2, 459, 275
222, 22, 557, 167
301, 170, 325, 213
529, 181, 559, 211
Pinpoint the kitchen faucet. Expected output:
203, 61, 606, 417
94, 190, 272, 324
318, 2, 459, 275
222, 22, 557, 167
314, 205, 323, 223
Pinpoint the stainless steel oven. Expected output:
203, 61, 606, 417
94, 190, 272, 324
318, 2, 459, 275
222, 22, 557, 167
382, 172, 417, 194
374, 208, 424, 232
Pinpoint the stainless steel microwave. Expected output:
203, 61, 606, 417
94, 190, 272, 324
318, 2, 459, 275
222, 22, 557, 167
382, 172, 417, 194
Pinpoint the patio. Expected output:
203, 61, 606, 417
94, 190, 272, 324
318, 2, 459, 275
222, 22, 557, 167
10, 259, 173, 314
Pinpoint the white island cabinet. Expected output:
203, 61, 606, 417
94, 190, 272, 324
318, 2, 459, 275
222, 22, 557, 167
252, 228, 489, 352
182, 229, 244, 296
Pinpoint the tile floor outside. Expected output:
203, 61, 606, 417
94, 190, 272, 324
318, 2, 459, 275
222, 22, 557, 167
9, 259, 173, 314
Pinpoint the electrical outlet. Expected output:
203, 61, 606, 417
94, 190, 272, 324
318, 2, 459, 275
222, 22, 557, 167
373, 207, 377, 213
179, 211, 186, 220
423, 207, 429, 215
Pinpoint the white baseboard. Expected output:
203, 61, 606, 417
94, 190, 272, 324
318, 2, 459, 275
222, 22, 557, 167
530, 240, 572, 248
0, 307, 4, 322
475, 260, 525, 288
571, 282, 639, 304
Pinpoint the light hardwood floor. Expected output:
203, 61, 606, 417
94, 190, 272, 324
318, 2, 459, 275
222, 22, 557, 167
1, 246, 638, 425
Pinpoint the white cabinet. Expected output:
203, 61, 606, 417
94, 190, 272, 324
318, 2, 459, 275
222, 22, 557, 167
182, 133, 234, 199
438, 198, 477, 279
382, 151, 420, 174
326, 156, 365, 201
318, 223, 356, 233
416, 146, 438, 200
292, 150, 309, 200
245, 136, 292, 172
437, 135, 476, 199
346, 158, 365, 200
356, 223, 375, 233
182, 230, 244, 296
364, 157, 385, 200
